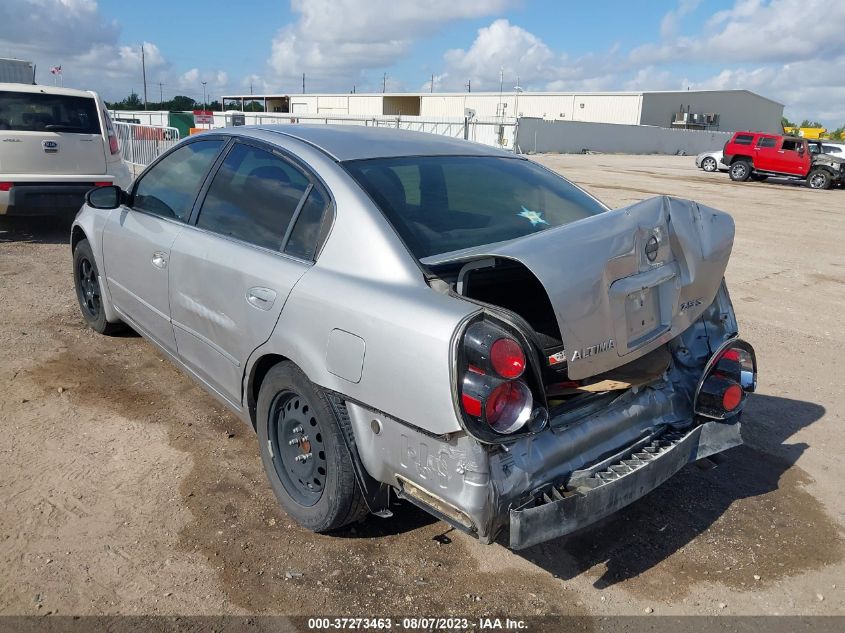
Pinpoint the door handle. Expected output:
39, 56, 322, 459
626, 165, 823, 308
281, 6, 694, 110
247, 287, 277, 311
151, 251, 168, 269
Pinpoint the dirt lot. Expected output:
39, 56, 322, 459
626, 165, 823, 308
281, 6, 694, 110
1, 154, 843, 618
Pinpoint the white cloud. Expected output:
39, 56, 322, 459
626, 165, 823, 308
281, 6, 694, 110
268, 0, 515, 89
0, 1, 233, 103
632, 0, 845, 66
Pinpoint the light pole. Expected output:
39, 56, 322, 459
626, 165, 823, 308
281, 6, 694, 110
514, 85, 523, 118
201, 81, 207, 110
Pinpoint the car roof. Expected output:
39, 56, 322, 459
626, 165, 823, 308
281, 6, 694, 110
0, 82, 98, 99
235, 124, 515, 162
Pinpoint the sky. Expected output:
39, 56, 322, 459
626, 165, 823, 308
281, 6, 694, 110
1, 0, 844, 126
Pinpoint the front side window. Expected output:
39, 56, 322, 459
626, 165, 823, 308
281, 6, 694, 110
196, 143, 310, 250
133, 140, 224, 222
344, 155, 607, 259
0, 90, 100, 133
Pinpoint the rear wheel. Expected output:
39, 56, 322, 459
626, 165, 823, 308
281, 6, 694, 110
256, 361, 367, 532
701, 157, 718, 172
729, 160, 752, 182
73, 239, 122, 335
807, 168, 832, 190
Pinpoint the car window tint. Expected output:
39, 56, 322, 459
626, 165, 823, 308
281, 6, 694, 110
756, 137, 777, 148
197, 143, 310, 250
133, 140, 223, 221
345, 156, 606, 259
0, 90, 100, 134
285, 187, 328, 260
734, 134, 754, 145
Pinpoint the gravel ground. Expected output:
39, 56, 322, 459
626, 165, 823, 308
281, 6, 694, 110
0, 154, 843, 618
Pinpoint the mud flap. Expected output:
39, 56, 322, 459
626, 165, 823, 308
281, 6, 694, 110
508, 420, 742, 549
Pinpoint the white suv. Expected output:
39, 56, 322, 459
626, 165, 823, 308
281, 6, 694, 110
0, 83, 130, 216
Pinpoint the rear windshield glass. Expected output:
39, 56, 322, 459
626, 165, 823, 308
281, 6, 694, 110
0, 91, 101, 134
344, 156, 606, 259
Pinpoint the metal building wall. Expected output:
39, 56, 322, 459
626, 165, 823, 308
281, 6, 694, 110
348, 96, 383, 115
638, 91, 784, 133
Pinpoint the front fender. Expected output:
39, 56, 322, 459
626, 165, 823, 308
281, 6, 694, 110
71, 206, 121, 324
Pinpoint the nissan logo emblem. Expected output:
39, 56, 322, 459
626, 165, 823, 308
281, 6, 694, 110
645, 235, 659, 262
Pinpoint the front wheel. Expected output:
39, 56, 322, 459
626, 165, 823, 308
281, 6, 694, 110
701, 157, 718, 172
729, 160, 752, 182
256, 362, 367, 532
807, 168, 832, 190
73, 239, 122, 335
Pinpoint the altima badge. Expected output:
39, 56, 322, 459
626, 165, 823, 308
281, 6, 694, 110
571, 339, 615, 362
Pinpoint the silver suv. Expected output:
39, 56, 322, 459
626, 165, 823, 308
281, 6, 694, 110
71, 126, 756, 549
0, 83, 130, 216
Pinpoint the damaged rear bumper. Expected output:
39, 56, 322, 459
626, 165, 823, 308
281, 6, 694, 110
508, 419, 741, 549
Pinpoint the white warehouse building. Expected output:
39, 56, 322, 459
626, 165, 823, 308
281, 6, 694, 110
221, 89, 784, 133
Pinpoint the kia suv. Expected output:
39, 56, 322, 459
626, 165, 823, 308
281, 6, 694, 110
0, 83, 131, 216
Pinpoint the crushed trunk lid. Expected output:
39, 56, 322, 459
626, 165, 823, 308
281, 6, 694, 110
424, 196, 734, 380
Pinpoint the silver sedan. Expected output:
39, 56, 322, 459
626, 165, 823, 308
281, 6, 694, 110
71, 126, 756, 548
695, 149, 728, 172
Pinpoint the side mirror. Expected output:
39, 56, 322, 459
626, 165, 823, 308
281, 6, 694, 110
85, 185, 123, 210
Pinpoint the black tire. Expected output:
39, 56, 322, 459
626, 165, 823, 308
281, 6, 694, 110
701, 157, 718, 172
256, 361, 367, 532
729, 160, 752, 182
807, 168, 832, 190
73, 239, 123, 335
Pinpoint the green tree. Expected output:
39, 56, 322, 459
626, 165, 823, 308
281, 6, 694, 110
799, 119, 823, 128
781, 116, 795, 128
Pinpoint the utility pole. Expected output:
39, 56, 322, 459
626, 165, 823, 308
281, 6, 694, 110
201, 81, 207, 110
302, 72, 305, 94
382, 72, 387, 93
430, 74, 434, 93
250, 81, 253, 95
158, 82, 164, 105
466, 79, 471, 93
141, 44, 148, 110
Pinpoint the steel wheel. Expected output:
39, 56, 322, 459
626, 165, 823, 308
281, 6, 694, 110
77, 255, 102, 320
268, 389, 328, 507
702, 157, 717, 172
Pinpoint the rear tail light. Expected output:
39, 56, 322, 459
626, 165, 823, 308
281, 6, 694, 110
0, 182, 12, 192
94, 181, 111, 187
457, 319, 547, 441
108, 133, 120, 155
485, 381, 533, 434
490, 337, 526, 379
694, 339, 756, 419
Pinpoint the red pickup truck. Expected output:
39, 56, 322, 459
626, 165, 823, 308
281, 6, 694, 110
722, 131, 844, 190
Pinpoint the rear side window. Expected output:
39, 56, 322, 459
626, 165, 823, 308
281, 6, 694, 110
196, 143, 310, 250
285, 187, 330, 260
0, 90, 101, 134
733, 134, 754, 145
133, 140, 224, 221
756, 137, 777, 148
